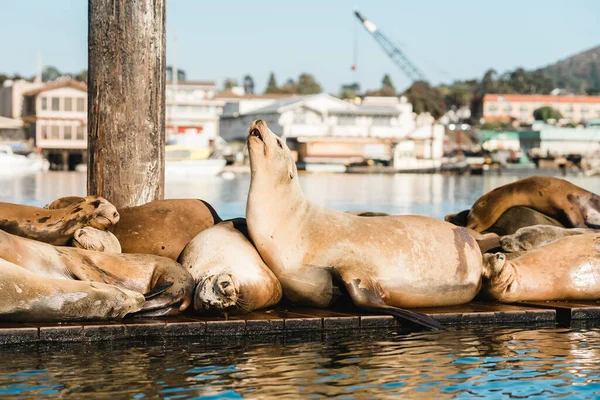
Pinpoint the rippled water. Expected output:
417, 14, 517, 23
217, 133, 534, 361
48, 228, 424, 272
2, 171, 600, 398
2, 327, 600, 398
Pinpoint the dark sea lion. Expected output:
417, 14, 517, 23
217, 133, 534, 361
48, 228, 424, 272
178, 219, 282, 315
482, 233, 600, 303
499, 225, 594, 253
0, 196, 119, 246
446, 206, 565, 236
245, 120, 484, 330
72, 227, 122, 253
0, 229, 194, 316
0, 258, 144, 322
466, 176, 600, 232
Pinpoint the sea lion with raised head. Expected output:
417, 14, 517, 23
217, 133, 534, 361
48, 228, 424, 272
0, 229, 194, 316
245, 120, 484, 330
0, 257, 144, 322
465, 176, 600, 232
178, 218, 282, 315
46, 197, 222, 260
71, 227, 122, 253
445, 206, 565, 236
482, 233, 600, 303
0, 196, 119, 245
499, 225, 593, 253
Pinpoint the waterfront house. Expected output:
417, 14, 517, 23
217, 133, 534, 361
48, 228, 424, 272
483, 94, 600, 125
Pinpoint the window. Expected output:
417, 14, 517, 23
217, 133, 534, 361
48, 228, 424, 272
51, 97, 60, 111
372, 116, 391, 126
64, 126, 72, 140
41, 97, 47, 110
76, 126, 85, 140
50, 125, 60, 139
337, 114, 355, 125
65, 98, 73, 112
41, 124, 47, 139
76, 98, 85, 112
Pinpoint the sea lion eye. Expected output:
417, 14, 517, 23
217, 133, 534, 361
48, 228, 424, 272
277, 140, 283, 149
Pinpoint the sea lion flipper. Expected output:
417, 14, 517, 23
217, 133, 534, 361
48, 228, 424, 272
143, 281, 174, 300
340, 274, 445, 331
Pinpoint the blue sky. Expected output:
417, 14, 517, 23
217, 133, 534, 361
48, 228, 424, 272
1, 0, 599, 93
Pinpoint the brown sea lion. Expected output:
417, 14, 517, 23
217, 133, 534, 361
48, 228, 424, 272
0, 258, 144, 322
178, 218, 282, 315
445, 206, 565, 236
0, 229, 194, 316
47, 197, 222, 260
245, 120, 484, 330
0, 196, 119, 246
72, 227, 122, 253
45, 196, 85, 210
466, 176, 600, 232
499, 225, 594, 253
482, 233, 600, 303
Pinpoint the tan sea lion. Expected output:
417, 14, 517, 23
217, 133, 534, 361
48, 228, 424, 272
178, 218, 282, 315
71, 227, 122, 253
47, 197, 222, 260
499, 225, 593, 253
245, 120, 484, 330
0, 229, 194, 316
482, 233, 600, 303
466, 176, 600, 232
45, 196, 85, 210
0, 196, 119, 246
445, 206, 565, 236
0, 258, 144, 322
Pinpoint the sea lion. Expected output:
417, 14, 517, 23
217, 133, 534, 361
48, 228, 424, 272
0, 229, 194, 316
72, 227, 122, 253
482, 233, 600, 303
466, 176, 600, 232
0, 196, 119, 246
0, 258, 144, 322
445, 206, 565, 236
499, 225, 593, 253
48, 197, 222, 260
178, 218, 282, 315
245, 120, 484, 330
45, 196, 84, 210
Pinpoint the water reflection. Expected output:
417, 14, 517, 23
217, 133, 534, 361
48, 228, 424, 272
1, 327, 600, 398
2, 171, 599, 221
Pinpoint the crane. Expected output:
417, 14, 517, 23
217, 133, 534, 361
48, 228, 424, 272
353, 9, 427, 83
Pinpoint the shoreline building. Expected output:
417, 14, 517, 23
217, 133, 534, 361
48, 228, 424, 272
219, 94, 443, 165
483, 94, 600, 125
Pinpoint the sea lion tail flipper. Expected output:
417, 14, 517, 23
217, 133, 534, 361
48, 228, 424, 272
143, 281, 174, 300
339, 274, 444, 331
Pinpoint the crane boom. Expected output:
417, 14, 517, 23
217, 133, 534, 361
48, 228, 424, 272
354, 10, 427, 83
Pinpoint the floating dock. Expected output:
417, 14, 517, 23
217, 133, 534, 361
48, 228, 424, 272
2, 300, 600, 345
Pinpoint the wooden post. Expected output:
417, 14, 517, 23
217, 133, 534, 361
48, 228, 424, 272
87, 0, 166, 208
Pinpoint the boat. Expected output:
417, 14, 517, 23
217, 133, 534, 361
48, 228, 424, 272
0, 145, 50, 175
165, 145, 227, 179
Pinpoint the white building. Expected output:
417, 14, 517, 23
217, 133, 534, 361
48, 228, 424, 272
165, 81, 225, 147
21, 79, 88, 169
219, 93, 442, 164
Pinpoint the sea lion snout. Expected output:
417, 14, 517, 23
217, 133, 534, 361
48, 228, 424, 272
193, 274, 239, 313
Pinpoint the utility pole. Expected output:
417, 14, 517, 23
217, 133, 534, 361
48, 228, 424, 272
87, 0, 166, 208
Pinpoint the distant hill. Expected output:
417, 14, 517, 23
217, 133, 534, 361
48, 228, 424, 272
539, 45, 600, 94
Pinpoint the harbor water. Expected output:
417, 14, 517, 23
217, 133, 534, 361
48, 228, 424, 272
1, 170, 600, 398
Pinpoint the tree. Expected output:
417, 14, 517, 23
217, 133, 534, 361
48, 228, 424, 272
74, 70, 88, 83
296, 73, 322, 94
243, 75, 255, 94
264, 72, 279, 93
42, 66, 61, 82
223, 78, 238, 90
166, 66, 186, 82
339, 83, 360, 99
279, 78, 298, 94
382, 74, 395, 91
533, 106, 562, 122
403, 81, 446, 119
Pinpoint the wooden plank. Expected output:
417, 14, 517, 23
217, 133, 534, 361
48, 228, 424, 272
520, 301, 600, 321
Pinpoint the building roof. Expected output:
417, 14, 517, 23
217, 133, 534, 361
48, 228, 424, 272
22, 79, 87, 96
167, 80, 216, 87
484, 94, 600, 104
214, 90, 298, 100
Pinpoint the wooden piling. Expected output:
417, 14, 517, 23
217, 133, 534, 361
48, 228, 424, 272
87, 0, 166, 208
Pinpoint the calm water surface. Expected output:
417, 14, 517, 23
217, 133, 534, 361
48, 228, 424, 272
2, 171, 600, 399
